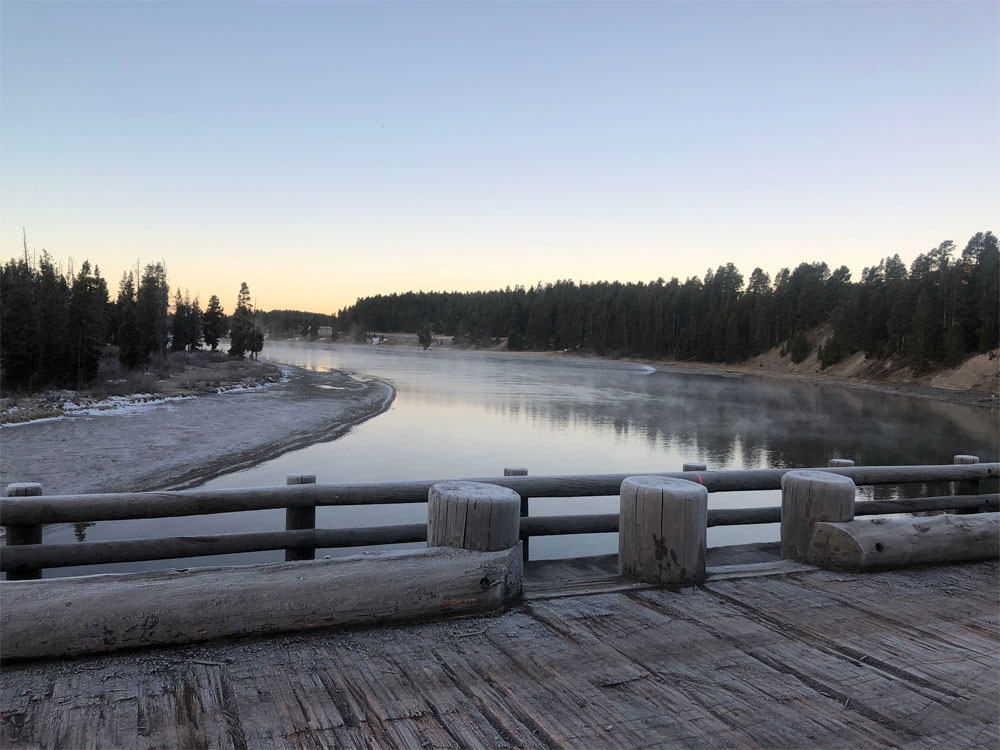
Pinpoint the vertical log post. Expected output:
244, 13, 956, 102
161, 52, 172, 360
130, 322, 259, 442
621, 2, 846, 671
954, 455, 980, 495
953, 455, 980, 514
504, 467, 529, 561
428, 481, 521, 552
828, 459, 855, 467
781, 470, 855, 562
619, 476, 708, 586
682, 462, 707, 472
4, 483, 43, 581
285, 474, 316, 562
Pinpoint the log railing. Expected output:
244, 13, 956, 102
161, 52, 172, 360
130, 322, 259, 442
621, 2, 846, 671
2, 460, 997, 579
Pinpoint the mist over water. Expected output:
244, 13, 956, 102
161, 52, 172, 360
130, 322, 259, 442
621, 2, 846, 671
45, 341, 998, 576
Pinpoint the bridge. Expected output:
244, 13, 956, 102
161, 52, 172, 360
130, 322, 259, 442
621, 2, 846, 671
1, 458, 997, 747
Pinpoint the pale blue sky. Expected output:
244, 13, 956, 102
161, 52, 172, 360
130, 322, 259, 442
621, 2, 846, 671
2, 1, 997, 311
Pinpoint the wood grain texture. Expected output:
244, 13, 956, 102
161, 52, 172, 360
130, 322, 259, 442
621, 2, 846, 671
0, 545, 523, 662
4, 496, 996, 576
3, 482, 43, 581
284, 473, 317, 562
504, 467, 531, 561
2, 464, 996, 524
954, 454, 982, 499
780, 470, 856, 562
2, 559, 995, 749
808, 512, 1000, 571
427, 482, 521, 552
6, 493, 998, 577
619, 475, 707, 585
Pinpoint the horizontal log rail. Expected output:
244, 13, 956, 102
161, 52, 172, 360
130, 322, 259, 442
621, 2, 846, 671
3, 493, 996, 574
2, 464, 996, 525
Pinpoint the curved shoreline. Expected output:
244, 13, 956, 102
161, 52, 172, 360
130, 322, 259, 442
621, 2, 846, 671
159, 380, 395, 492
0, 363, 395, 497
328, 340, 998, 410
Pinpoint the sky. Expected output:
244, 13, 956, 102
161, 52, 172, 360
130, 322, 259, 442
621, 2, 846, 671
2, 1, 997, 314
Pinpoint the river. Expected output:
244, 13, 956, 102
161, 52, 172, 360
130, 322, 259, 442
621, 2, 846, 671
43, 341, 999, 576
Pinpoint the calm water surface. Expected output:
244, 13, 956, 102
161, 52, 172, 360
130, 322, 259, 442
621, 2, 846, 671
45, 341, 999, 576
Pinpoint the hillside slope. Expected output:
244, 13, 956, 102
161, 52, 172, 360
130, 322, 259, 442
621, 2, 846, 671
742, 325, 998, 400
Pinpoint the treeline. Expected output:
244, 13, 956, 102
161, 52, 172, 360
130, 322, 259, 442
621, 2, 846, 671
338, 231, 999, 370
257, 309, 335, 339
0, 253, 265, 391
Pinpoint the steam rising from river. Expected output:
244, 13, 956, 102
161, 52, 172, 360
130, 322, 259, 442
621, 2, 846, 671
43, 341, 998, 575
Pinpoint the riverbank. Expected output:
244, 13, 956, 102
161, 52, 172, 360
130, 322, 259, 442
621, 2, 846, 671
0, 363, 394, 497
0, 351, 284, 426
323, 336, 998, 409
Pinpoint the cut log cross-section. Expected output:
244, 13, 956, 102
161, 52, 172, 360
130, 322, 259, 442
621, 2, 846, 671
427, 481, 521, 552
619, 475, 708, 586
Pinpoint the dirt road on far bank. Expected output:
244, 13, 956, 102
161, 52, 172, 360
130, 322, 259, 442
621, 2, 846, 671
0, 364, 394, 496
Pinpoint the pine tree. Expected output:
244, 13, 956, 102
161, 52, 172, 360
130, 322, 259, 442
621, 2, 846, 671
136, 263, 169, 360
117, 272, 144, 370
37, 252, 70, 384
789, 331, 810, 364
189, 296, 203, 350
248, 327, 264, 360
66, 261, 108, 387
418, 321, 433, 350
171, 289, 189, 351
909, 288, 935, 371
229, 282, 254, 358
202, 295, 226, 351
0, 258, 41, 389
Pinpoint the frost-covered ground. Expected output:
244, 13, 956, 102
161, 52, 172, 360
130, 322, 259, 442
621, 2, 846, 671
1, 354, 285, 426
0, 364, 394, 496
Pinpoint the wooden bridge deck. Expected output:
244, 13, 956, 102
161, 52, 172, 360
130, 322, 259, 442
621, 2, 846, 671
2, 557, 998, 749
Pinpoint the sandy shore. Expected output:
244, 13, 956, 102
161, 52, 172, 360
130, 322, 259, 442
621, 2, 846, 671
0, 364, 394, 497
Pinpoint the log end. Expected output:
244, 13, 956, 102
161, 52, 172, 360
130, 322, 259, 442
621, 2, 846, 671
428, 482, 521, 552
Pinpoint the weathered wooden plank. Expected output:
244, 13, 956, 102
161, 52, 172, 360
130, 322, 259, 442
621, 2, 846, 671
1, 528, 314, 572
379, 645, 542, 747
704, 569, 1000, 720
2, 464, 996, 524
791, 563, 1000, 656
0, 525, 431, 573
445, 609, 696, 748
530, 591, 909, 748
635, 584, 998, 746
135, 664, 238, 749
2, 561, 996, 749
1, 546, 523, 661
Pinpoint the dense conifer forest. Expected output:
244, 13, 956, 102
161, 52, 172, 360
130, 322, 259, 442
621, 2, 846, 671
256, 310, 336, 339
338, 232, 999, 371
0, 253, 265, 391
4, 231, 996, 392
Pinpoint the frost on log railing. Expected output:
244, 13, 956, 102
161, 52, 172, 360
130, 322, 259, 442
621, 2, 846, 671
1, 459, 997, 580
